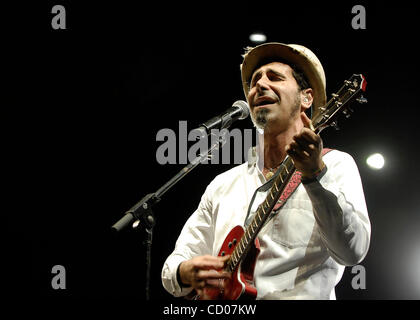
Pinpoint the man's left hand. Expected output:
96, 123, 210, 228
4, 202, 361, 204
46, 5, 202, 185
285, 112, 325, 179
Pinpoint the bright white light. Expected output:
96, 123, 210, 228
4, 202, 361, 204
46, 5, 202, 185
132, 220, 140, 228
366, 153, 385, 169
249, 33, 267, 43
408, 240, 420, 296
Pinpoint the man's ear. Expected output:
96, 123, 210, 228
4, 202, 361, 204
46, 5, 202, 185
300, 88, 313, 111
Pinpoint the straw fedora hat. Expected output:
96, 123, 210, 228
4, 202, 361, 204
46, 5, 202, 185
240, 42, 327, 119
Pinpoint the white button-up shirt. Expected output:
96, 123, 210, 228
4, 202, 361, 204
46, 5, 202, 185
161, 148, 371, 299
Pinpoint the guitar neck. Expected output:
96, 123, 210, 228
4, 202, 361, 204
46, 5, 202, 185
226, 157, 296, 272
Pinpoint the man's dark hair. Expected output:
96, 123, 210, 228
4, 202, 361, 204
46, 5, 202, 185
290, 65, 310, 90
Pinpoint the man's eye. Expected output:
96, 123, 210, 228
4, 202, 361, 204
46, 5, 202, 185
272, 76, 284, 81
250, 78, 258, 88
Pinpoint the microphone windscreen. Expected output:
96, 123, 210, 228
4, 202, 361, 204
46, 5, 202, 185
233, 100, 250, 120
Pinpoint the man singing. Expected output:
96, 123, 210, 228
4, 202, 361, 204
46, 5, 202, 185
161, 43, 371, 299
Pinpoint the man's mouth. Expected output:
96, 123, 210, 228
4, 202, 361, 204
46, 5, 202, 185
254, 96, 278, 107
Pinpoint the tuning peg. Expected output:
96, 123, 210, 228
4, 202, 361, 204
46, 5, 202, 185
357, 96, 368, 104
342, 108, 352, 119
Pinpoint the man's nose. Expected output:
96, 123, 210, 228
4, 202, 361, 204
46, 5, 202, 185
256, 75, 270, 93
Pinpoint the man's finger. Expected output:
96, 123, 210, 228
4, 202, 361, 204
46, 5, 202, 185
286, 145, 305, 161
301, 112, 315, 131
196, 269, 231, 280
205, 279, 221, 288
219, 254, 231, 265
195, 256, 226, 270
296, 129, 318, 144
203, 254, 230, 263
293, 136, 315, 155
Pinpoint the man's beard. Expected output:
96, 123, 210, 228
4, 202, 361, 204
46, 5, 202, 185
254, 108, 269, 130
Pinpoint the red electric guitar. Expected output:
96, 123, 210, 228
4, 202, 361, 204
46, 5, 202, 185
195, 74, 367, 300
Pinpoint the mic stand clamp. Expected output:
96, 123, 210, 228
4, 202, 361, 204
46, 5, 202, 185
128, 193, 158, 230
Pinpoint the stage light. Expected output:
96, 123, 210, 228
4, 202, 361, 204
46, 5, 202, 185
408, 240, 420, 296
366, 153, 385, 169
249, 32, 267, 43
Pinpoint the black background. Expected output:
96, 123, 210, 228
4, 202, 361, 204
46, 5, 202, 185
8, 0, 420, 314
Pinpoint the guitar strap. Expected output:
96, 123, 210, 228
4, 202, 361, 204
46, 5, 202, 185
244, 148, 332, 227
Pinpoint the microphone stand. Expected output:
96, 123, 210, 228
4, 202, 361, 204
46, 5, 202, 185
111, 130, 227, 300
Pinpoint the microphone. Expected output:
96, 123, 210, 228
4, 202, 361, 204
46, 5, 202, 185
198, 100, 249, 133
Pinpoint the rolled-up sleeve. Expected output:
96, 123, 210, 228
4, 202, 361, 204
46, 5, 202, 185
303, 151, 371, 266
161, 182, 215, 297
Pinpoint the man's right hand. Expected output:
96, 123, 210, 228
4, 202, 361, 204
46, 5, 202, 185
179, 255, 231, 295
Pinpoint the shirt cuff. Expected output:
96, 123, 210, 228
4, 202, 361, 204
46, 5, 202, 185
162, 255, 194, 297
176, 262, 190, 288
301, 165, 328, 184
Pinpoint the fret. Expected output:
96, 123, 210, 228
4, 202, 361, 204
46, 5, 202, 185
265, 198, 269, 208
270, 191, 274, 201
284, 165, 289, 174
243, 239, 249, 254
279, 173, 284, 184
253, 220, 258, 230
242, 238, 248, 255
246, 229, 252, 243
234, 251, 239, 265
261, 205, 266, 215
226, 259, 232, 272
274, 181, 279, 192
287, 160, 294, 172
250, 223, 255, 234
236, 248, 241, 262
235, 248, 241, 261
236, 244, 242, 258
239, 238, 246, 254
231, 251, 236, 264
256, 212, 261, 223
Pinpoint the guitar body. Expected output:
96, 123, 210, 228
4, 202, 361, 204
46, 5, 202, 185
199, 225, 260, 300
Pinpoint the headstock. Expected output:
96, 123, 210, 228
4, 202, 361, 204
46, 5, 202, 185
313, 74, 367, 134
